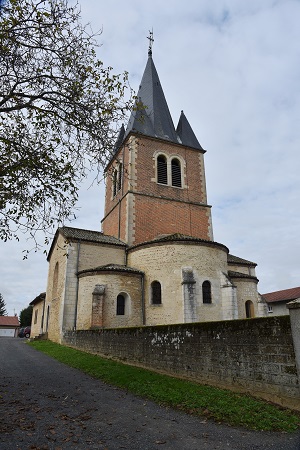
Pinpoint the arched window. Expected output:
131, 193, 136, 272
171, 158, 182, 187
116, 294, 125, 315
157, 155, 167, 184
202, 281, 212, 304
113, 169, 118, 197
52, 262, 59, 299
245, 300, 255, 318
151, 281, 162, 304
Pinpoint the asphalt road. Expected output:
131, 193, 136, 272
0, 337, 299, 450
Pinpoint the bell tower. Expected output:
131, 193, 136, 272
101, 39, 213, 245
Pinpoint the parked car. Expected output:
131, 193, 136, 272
18, 326, 31, 338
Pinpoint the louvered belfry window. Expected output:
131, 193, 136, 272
157, 155, 167, 184
171, 158, 182, 187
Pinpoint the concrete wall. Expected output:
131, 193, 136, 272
63, 315, 300, 411
268, 302, 289, 316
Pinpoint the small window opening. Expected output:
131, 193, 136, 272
157, 155, 167, 184
202, 281, 212, 304
171, 158, 182, 187
118, 163, 122, 191
113, 169, 118, 197
151, 281, 162, 304
116, 294, 125, 315
34, 309, 38, 325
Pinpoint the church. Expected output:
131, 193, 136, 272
32, 42, 267, 343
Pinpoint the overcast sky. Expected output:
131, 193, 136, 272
1, 0, 300, 317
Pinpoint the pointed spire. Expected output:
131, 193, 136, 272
176, 111, 203, 150
125, 52, 178, 143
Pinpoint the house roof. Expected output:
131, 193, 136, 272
121, 51, 203, 152
30, 292, 46, 306
262, 286, 300, 303
228, 254, 257, 267
47, 226, 126, 261
0, 316, 19, 327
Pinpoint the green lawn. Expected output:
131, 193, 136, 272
29, 340, 300, 432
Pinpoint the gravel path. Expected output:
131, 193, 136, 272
0, 337, 299, 450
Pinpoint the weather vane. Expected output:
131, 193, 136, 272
147, 29, 154, 56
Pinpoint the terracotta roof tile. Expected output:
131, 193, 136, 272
0, 316, 20, 327
262, 286, 300, 303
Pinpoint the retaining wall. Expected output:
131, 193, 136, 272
63, 315, 300, 410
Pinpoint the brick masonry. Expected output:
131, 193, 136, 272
63, 315, 300, 411
102, 134, 213, 245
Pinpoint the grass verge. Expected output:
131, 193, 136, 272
28, 340, 300, 432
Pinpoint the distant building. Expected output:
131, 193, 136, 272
0, 315, 20, 337
31, 44, 268, 343
262, 286, 300, 316
29, 292, 46, 337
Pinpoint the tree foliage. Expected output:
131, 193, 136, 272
0, 0, 133, 247
0, 292, 7, 315
19, 304, 33, 326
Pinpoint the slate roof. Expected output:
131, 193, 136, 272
0, 316, 19, 327
228, 254, 257, 267
59, 226, 126, 246
120, 53, 203, 151
129, 233, 229, 252
262, 286, 300, 303
228, 270, 258, 282
176, 111, 203, 150
78, 264, 144, 276
47, 226, 126, 261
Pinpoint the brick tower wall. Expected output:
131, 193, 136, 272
102, 134, 213, 245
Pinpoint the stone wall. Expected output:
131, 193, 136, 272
63, 315, 300, 410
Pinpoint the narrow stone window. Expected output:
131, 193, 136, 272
118, 163, 123, 191
52, 262, 59, 299
245, 300, 255, 318
113, 169, 118, 197
34, 309, 38, 325
171, 158, 182, 187
116, 294, 125, 315
202, 280, 212, 304
157, 155, 168, 184
151, 281, 162, 304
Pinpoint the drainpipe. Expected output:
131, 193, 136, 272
73, 240, 81, 330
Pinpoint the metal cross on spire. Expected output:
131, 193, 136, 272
147, 29, 154, 56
